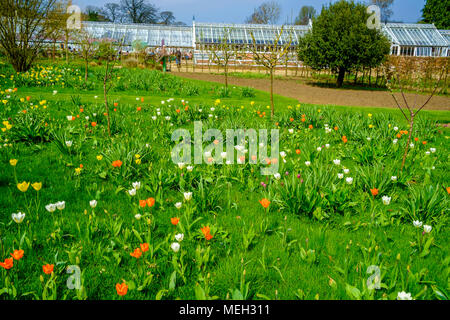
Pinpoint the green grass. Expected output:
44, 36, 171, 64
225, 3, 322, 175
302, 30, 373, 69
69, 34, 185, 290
0, 60, 448, 300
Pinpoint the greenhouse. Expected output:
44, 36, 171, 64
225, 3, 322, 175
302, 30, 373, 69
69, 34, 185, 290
80, 21, 449, 58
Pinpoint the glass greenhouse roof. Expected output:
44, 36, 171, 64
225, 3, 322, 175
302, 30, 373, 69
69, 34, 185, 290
80, 21, 449, 50
82, 22, 193, 47
382, 23, 448, 47
194, 22, 309, 46
438, 30, 450, 46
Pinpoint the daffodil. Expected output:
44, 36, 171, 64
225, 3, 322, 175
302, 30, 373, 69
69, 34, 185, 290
9, 159, 17, 166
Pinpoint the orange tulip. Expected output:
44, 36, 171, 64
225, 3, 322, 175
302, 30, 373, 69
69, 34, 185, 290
137, 107, 142, 111
116, 282, 128, 296
422, 141, 427, 145
43, 264, 54, 274
130, 248, 142, 259
11, 249, 24, 261
0, 258, 13, 270
171, 217, 180, 225
205, 233, 213, 241
289, 117, 294, 122
342, 136, 348, 143
114, 102, 118, 107
200, 226, 211, 237
414, 137, 418, 142
112, 160, 123, 168
259, 198, 270, 209
140, 243, 149, 253
446, 187, 450, 195
139, 200, 147, 208
301, 118, 306, 122
370, 188, 379, 196
176, 109, 180, 113
296, 149, 301, 155
334, 126, 338, 131
91, 122, 97, 127
308, 124, 313, 129
140, 98, 144, 102
146, 197, 155, 208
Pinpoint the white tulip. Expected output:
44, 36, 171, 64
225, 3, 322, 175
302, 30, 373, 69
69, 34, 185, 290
186, 165, 193, 172
89, 200, 97, 208
135, 214, 142, 220
397, 292, 413, 300
325, 144, 330, 148
430, 148, 436, 153
382, 196, 391, 205
56, 201, 65, 210
12, 212, 25, 224
175, 233, 184, 242
183, 192, 192, 201
274, 173, 281, 180
65, 141, 72, 147
305, 161, 311, 166
413, 220, 422, 228
317, 147, 322, 152
45, 203, 56, 212
393, 139, 398, 144
175, 202, 182, 209
391, 176, 397, 181
343, 169, 350, 174
333, 159, 341, 165
345, 177, 353, 185
423, 225, 432, 233
170, 242, 180, 252
128, 189, 136, 196
280, 151, 286, 158
288, 129, 294, 134
338, 173, 344, 179
132, 182, 141, 190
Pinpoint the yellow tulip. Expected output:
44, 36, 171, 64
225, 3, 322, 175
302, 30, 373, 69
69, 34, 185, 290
17, 181, 30, 192
96, 155, 103, 161
31, 182, 42, 191
9, 159, 17, 166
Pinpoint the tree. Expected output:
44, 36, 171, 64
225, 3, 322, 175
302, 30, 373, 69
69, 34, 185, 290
245, 1, 281, 24
298, 0, 391, 88
120, 0, 158, 24
294, 6, 316, 25
84, 5, 107, 21
159, 11, 175, 25
0, 0, 58, 72
102, 3, 121, 22
75, 30, 98, 82
370, 0, 394, 23
248, 26, 293, 116
421, 0, 450, 29
209, 28, 235, 89
47, 1, 68, 61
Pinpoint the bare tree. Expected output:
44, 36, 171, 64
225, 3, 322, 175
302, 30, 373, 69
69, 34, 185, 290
294, 5, 316, 25
0, 0, 57, 72
384, 62, 448, 172
159, 11, 175, 25
102, 3, 121, 22
210, 27, 235, 89
245, 1, 281, 24
248, 27, 293, 116
370, 0, 394, 23
120, 0, 158, 24
75, 29, 98, 82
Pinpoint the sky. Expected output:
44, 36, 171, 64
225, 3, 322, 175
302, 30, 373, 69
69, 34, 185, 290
74, 0, 427, 25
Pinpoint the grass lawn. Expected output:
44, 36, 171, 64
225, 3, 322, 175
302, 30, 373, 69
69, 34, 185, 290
0, 61, 448, 300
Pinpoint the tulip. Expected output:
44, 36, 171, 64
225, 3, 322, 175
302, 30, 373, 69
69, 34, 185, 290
337, 173, 344, 179
391, 176, 397, 181
423, 225, 432, 233
345, 177, 353, 185
45, 204, 56, 213
413, 220, 422, 228
305, 161, 311, 166
382, 196, 391, 205
12, 212, 25, 223
259, 198, 270, 209
17, 181, 30, 192
370, 188, 379, 196
42, 264, 54, 274
65, 141, 73, 147
333, 159, 341, 165
274, 173, 281, 180
132, 182, 141, 190
89, 200, 97, 208
146, 197, 155, 207
116, 282, 128, 296
171, 217, 180, 225
174, 202, 182, 209
397, 291, 413, 300
0, 258, 13, 270
11, 249, 24, 260
170, 242, 180, 252
55, 201, 65, 210
175, 233, 184, 242
130, 248, 142, 259
140, 243, 149, 253
31, 182, 42, 191
9, 159, 17, 166
128, 189, 136, 196
183, 192, 192, 201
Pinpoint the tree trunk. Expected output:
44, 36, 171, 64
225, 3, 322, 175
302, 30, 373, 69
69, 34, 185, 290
337, 68, 345, 88
224, 65, 228, 89
270, 68, 274, 116
85, 59, 89, 82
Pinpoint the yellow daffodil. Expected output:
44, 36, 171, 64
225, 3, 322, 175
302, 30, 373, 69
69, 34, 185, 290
96, 155, 103, 161
31, 182, 42, 191
368, 113, 373, 118
17, 181, 30, 192
75, 167, 82, 174
9, 159, 17, 166
135, 158, 141, 165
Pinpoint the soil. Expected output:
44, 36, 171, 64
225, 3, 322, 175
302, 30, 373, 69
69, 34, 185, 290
173, 71, 450, 111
